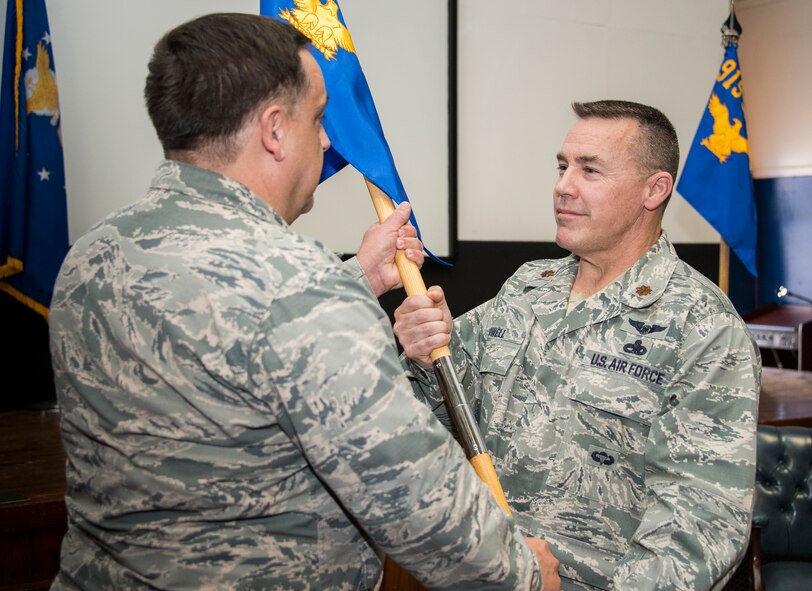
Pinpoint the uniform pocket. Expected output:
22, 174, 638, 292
479, 338, 521, 376
545, 373, 662, 514
577, 350, 667, 424
545, 425, 643, 511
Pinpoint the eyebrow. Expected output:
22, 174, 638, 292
556, 153, 605, 166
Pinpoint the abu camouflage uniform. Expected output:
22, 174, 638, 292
49, 160, 541, 590
407, 234, 760, 590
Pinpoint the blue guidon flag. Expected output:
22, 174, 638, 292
260, 0, 444, 262
677, 13, 757, 277
0, 0, 70, 317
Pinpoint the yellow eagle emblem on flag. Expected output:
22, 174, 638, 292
700, 93, 748, 163
278, 0, 356, 61
25, 42, 60, 127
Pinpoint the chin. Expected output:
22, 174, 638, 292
555, 234, 584, 256
555, 231, 573, 250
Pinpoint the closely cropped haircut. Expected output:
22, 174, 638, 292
145, 13, 309, 163
572, 100, 679, 183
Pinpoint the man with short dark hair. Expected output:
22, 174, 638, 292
394, 100, 760, 590
50, 13, 559, 590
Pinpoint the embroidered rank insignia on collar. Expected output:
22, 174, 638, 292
541, 270, 555, 278
635, 285, 653, 296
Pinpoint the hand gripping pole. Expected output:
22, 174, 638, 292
365, 178, 511, 515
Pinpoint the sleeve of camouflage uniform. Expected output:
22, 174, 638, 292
341, 256, 370, 287
250, 266, 541, 590
612, 311, 760, 590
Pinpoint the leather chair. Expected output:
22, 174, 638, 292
748, 424, 812, 590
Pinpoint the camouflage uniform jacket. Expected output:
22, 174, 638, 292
407, 234, 760, 590
49, 160, 542, 590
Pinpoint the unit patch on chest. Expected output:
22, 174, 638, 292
584, 349, 671, 387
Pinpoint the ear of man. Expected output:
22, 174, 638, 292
260, 103, 287, 162
643, 171, 673, 212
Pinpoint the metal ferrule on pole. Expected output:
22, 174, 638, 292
433, 355, 486, 459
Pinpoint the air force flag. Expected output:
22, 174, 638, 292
677, 16, 757, 277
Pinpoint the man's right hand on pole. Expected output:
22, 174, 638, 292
393, 285, 452, 368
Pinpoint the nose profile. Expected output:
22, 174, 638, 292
555, 166, 574, 199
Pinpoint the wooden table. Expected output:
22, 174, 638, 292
758, 366, 812, 427
0, 408, 66, 590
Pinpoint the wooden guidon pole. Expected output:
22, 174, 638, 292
719, 239, 730, 295
365, 178, 511, 515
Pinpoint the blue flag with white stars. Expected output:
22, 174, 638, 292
0, 0, 70, 316
260, 0, 445, 263
677, 16, 757, 277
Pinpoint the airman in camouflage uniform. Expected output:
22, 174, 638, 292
49, 14, 556, 591
394, 101, 760, 590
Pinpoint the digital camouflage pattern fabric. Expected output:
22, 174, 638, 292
407, 234, 760, 590
49, 160, 541, 590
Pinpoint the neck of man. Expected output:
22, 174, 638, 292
169, 130, 291, 222
571, 226, 662, 298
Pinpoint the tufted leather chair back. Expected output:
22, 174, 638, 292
754, 425, 812, 563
